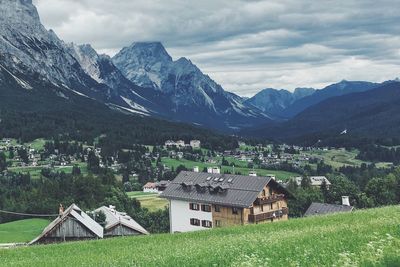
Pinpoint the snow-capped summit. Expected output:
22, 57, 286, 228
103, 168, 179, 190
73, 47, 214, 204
112, 42, 172, 90
112, 42, 269, 129
0, 0, 269, 131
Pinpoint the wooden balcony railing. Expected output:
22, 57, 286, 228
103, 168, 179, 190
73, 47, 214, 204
254, 194, 285, 205
248, 207, 288, 223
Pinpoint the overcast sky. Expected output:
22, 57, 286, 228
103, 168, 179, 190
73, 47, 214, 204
33, 0, 400, 97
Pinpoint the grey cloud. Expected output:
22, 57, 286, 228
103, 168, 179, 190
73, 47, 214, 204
33, 0, 400, 96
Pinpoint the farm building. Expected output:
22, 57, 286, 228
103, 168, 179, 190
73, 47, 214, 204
304, 197, 353, 217
143, 180, 170, 193
161, 171, 292, 233
95, 206, 149, 237
293, 176, 331, 188
143, 182, 158, 193
30, 204, 103, 245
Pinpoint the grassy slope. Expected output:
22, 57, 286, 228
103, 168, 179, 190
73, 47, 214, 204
127, 191, 168, 211
161, 157, 298, 180
1, 206, 399, 266
0, 219, 49, 244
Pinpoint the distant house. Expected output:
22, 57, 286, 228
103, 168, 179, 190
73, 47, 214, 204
304, 197, 353, 217
143, 182, 158, 193
161, 171, 292, 233
176, 140, 185, 147
294, 176, 331, 188
190, 140, 201, 149
156, 180, 170, 192
165, 140, 176, 147
95, 206, 149, 237
30, 204, 103, 245
143, 181, 170, 193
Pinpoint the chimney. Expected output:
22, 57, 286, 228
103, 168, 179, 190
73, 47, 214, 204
342, 196, 350, 206
193, 166, 199, 173
249, 171, 257, 177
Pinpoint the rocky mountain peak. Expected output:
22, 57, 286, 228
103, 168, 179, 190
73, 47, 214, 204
0, 0, 44, 34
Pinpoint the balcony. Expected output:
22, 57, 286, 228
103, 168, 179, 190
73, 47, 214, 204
254, 194, 285, 205
248, 207, 288, 223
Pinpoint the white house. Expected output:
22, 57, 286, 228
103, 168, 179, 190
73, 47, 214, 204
176, 140, 185, 147
143, 182, 158, 193
190, 140, 201, 149
161, 171, 291, 233
165, 140, 176, 147
294, 176, 331, 188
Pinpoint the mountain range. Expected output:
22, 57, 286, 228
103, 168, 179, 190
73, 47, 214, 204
244, 81, 400, 144
1, 0, 399, 144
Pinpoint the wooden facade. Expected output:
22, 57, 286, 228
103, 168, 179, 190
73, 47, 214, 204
30, 204, 103, 245
104, 224, 142, 237
211, 184, 289, 228
36, 216, 99, 243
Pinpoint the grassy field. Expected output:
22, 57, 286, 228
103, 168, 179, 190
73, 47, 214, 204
0, 206, 399, 266
0, 219, 49, 244
7, 161, 88, 179
304, 148, 393, 169
127, 191, 169, 211
161, 157, 299, 180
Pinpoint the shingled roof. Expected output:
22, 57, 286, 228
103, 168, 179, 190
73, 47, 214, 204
304, 202, 354, 217
160, 171, 290, 208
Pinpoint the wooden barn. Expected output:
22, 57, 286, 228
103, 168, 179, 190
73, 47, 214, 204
30, 204, 103, 245
95, 206, 149, 237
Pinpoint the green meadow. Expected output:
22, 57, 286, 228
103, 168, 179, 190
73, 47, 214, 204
0, 206, 399, 266
0, 219, 49, 244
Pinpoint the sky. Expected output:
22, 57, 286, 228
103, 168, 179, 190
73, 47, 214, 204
32, 0, 400, 97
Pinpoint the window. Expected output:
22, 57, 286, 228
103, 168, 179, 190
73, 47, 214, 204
269, 187, 273, 196
190, 218, 200, 226
232, 207, 239, 215
189, 203, 199, 210
260, 204, 264, 212
201, 204, 211, 212
214, 205, 221, 212
215, 220, 222, 227
202, 220, 212, 228
270, 203, 273, 210
262, 189, 266, 196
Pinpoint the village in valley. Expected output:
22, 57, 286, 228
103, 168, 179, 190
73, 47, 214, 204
1, 134, 396, 247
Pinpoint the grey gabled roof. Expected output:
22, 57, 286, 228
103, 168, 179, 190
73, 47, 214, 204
30, 204, 103, 245
95, 206, 149, 235
160, 171, 289, 208
304, 202, 354, 217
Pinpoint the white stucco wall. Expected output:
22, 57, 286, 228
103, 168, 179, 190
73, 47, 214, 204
170, 199, 213, 233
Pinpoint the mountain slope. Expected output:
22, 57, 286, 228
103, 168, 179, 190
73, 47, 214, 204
281, 80, 379, 118
244, 87, 315, 119
0, 62, 238, 150
112, 42, 270, 130
0, 0, 269, 131
245, 81, 400, 142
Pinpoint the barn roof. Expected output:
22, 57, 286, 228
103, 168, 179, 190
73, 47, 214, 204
160, 171, 291, 208
30, 204, 103, 244
304, 202, 353, 217
95, 206, 149, 235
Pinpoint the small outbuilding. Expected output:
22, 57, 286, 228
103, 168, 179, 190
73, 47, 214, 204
304, 202, 353, 217
30, 204, 103, 245
95, 206, 149, 237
